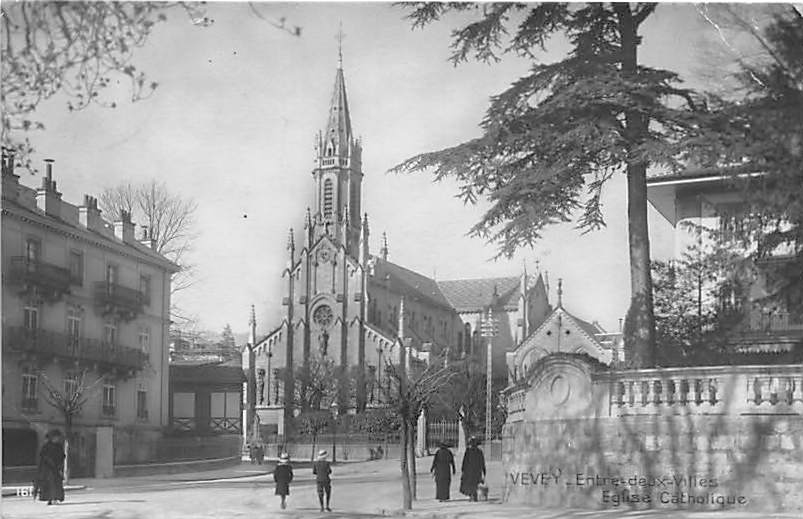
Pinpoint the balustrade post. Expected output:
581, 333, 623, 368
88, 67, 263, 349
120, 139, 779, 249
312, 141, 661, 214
760, 377, 772, 405
792, 375, 803, 405
746, 377, 757, 405
671, 378, 682, 407
621, 380, 632, 408
700, 378, 712, 409
632, 379, 643, 407
689, 378, 700, 406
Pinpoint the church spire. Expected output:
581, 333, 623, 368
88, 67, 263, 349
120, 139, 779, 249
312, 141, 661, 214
322, 28, 352, 160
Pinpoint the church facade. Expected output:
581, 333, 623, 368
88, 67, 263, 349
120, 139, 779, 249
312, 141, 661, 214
243, 61, 553, 435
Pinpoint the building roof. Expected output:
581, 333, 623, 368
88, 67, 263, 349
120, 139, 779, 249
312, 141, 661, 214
3, 184, 179, 272
437, 276, 523, 313
370, 258, 454, 311
170, 361, 245, 384
646, 164, 760, 184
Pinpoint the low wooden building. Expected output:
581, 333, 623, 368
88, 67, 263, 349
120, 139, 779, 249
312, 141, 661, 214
168, 360, 244, 435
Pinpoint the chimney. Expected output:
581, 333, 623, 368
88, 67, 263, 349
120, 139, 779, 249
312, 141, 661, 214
138, 225, 157, 250
114, 209, 135, 243
35, 159, 62, 218
79, 195, 103, 231
1, 148, 20, 201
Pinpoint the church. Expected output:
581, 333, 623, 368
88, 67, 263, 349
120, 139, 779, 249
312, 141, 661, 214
243, 55, 555, 435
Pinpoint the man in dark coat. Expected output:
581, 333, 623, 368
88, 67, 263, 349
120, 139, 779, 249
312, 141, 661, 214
312, 449, 332, 512
430, 442, 455, 501
273, 452, 294, 509
459, 437, 486, 501
35, 430, 65, 505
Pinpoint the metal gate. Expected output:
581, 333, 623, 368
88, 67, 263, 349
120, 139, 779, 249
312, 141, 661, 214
427, 419, 459, 450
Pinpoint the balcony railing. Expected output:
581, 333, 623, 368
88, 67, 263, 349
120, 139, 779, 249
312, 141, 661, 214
747, 307, 803, 333
101, 405, 117, 417
3, 326, 147, 371
94, 281, 144, 320
8, 257, 71, 298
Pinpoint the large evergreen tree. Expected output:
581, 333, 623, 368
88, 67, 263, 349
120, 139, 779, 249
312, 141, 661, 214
393, 3, 711, 368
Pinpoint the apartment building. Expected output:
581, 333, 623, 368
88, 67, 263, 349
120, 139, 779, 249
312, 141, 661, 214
2, 152, 179, 479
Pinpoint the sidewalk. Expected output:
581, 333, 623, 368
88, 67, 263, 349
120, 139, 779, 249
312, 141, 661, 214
1, 457, 392, 496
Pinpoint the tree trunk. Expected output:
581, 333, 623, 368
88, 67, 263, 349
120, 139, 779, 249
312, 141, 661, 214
616, 3, 656, 368
408, 421, 417, 500
64, 413, 72, 484
400, 419, 413, 510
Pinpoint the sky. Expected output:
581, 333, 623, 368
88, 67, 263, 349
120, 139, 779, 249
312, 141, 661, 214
17, 2, 747, 337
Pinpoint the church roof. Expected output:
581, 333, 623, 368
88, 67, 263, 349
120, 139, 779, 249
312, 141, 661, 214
370, 258, 454, 311
437, 276, 523, 313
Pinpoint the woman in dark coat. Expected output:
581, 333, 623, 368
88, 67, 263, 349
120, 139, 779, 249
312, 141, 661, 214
430, 442, 455, 501
273, 452, 294, 509
459, 437, 486, 501
35, 429, 65, 505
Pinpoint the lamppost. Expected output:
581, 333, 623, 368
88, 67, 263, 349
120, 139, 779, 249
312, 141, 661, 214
330, 401, 338, 463
376, 345, 384, 403
480, 307, 498, 445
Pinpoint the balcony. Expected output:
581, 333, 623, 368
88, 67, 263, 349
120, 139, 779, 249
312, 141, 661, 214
94, 281, 144, 321
3, 326, 147, 372
8, 257, 71, 300
101, 405, 117, 417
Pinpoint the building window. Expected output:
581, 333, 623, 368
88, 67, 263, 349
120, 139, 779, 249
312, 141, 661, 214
104, 322, 117, 345
102, 383, 116, 416
136, 390, 148, 420
22, 371, 38, 411
138, 327, 150, 352
67, 307, 81, 347
23, 302, 39, 331
25, 238, 41, 264
323, 179, 334, 218
69, 250, 84, 285
139, 274, 151, 305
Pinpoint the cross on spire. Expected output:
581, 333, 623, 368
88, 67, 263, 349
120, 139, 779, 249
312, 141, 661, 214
336, 22, 346, 68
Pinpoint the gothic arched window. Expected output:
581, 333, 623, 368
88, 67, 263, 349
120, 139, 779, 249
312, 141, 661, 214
323, 179, 334, 218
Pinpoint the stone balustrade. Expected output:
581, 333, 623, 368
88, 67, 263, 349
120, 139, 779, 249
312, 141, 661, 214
601, 364, 803, 416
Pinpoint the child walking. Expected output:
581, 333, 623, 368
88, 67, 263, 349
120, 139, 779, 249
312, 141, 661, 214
312, 449, 332, 512
273, 453, 294, 509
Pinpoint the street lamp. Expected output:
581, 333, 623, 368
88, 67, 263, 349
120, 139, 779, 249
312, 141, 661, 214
480, 307, 498, 445
330, 401, 339, 463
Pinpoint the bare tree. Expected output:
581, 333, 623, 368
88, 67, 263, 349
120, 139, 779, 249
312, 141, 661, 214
382, 348, 456, 510
0, 2, 212, 171
100, 180, 198, 299
39, 369, 103, 482
1, 2, 302, 172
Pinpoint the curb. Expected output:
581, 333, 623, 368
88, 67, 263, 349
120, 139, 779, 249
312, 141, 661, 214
1, 484, 86, 498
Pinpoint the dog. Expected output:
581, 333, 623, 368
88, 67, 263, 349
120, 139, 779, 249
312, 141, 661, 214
477, 482, 489, 501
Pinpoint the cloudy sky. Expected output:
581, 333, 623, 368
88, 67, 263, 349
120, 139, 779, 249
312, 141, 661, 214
19, 2, 750, 336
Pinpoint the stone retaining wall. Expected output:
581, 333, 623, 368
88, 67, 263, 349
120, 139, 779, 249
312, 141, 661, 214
502, 355, 803, 513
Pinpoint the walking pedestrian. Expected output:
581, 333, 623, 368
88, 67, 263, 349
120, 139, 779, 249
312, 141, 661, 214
459, 437, 486, 502
273, 452, 294, 509
312, 449, 332, 512
256, 443, 265, 465
430, 441, 455, 501
34, 430, 65, 505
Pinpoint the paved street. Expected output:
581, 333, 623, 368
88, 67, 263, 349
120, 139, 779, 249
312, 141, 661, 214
2, 460, 799, 519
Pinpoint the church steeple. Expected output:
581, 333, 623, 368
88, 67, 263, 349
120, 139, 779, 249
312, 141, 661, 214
322, 66, 352, 159
312, 26, 363, 258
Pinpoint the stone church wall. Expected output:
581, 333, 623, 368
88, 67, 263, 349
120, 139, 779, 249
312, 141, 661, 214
502, 355, 803, 513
